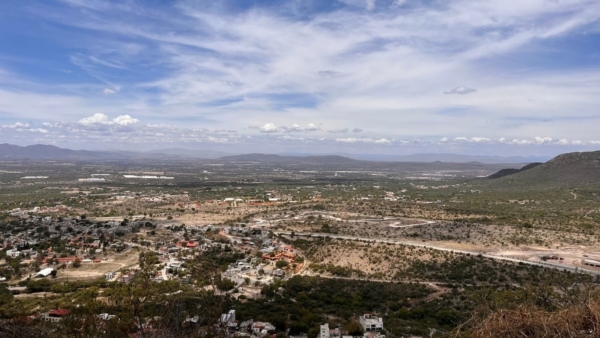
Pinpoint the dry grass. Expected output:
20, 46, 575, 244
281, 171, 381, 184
464, 296, 600, 337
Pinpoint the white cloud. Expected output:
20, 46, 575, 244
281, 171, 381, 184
453, 137, 490, 143
207, 136, 228, 143
29, 128, 49, 134
444, 87, 478, 95
79, 113, 110, 126
112, 115, 139, 126
281, 123, 303, 132
365, 0, 376, 11
1, 122, 48, 134
3, 0, 600, 153
280, 135, 305, 141
259, 123, 280, 133
2, 122, 30, 129
79, 113, 139, 126
499, 138, 533, 145
305, 123, 320, 131
534, 136, 553, 144
391, 0, 408, 8
557, 139, 569, 145
336, 138, 358, 143
328, 128, 349, 134
572, 140, 583, 145
471, 137, 491, 143
256, 123, 320, 133
335, 137, 390, 144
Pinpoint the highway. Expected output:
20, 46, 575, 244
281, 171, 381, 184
274, 231, 600, 276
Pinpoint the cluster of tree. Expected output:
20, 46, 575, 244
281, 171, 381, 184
235, 276, 434, 337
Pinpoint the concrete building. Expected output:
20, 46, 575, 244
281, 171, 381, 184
221, 309, 237, 328
6, 249, 21, 258
320, 324, 330, 338
78, 178, 107, 182
105, 272, 115, 281
359, 314, 383, 332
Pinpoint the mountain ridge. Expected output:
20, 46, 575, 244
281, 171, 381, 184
481, 150, 600, 186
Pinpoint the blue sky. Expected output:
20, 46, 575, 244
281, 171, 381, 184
1, 0, 600, 156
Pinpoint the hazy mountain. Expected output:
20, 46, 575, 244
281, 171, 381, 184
483, 150, 600, 186
219, 153, 358, 164
487, 162, 543, 179
145, 148, 235, 159
0, 144, 229, 160
0, 143, 101, 159
344, 153, 550, 164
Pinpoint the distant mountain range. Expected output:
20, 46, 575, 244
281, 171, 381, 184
278, 152, 550, 163
483, 150, 600, 186
0, 143, 105, 159
145, 148, 234, 159
219, 153, 358, 164
0, 143, 539, 163
354, 153, 550, 164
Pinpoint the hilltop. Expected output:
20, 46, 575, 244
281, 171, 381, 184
482, 150, 600, 186
487, 162, 543, 179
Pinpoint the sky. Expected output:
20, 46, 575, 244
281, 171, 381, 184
1, 0, 600, 156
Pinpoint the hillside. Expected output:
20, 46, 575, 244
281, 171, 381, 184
487, 162, 542, 179
483, 150, 600, 186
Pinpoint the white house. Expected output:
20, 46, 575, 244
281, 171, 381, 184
105, 272, 115, 281
359, 314, 383, 332
320, 324, 330, 338
42, 309, 68, 322
6, 249, 21, 258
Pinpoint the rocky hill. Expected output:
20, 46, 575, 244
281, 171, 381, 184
483, 150, 600, 186
487, 162, 542, 179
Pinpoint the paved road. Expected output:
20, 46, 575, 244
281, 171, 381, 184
275, 231, 600, 276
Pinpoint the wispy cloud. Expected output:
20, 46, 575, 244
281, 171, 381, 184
444, 87, 478, 95
0, 0, 599, 155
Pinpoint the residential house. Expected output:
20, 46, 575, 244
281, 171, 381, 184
359, 314, 383, 332
43, 309, 69, 322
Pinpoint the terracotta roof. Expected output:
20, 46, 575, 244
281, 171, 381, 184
48, 309, 69, 316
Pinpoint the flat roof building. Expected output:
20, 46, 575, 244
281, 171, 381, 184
320, 324, 330, 338
359, 314, 383, 332
34, 268, 55, 278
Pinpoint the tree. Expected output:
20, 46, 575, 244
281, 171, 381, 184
276, 260, 289, 269
345, 321, 364, 336
73, 258, 81, 268
0, 284, 13, 306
